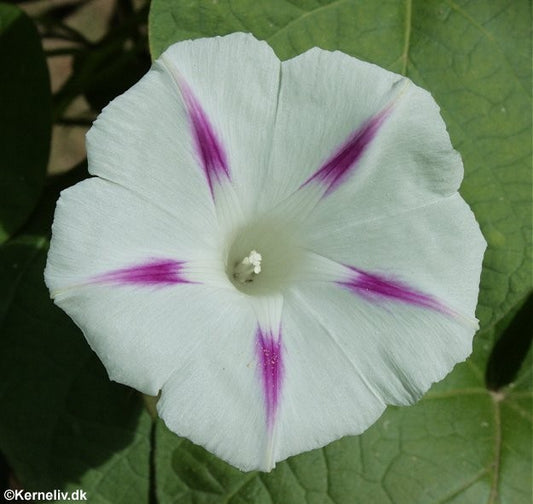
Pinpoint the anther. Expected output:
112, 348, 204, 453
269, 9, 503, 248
233, 250, 262, 283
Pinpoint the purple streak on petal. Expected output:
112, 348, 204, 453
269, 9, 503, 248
256, 326, 283, 431
302, 107, 391, 196
180, 79, 230, 197
338, 266, 448, 314
92, 259, 194, 287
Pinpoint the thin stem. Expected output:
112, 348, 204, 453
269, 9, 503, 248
44, 47, 83, 57
49, 20, 94, 47
401, 0, 412, 75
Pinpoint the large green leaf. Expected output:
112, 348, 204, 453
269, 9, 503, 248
147, 0, 532, 502
0, 4, 51, 243
149, 0, 532, 330
0, 237, 151, 502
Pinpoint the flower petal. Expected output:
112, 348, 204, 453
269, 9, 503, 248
91, 259, 193, 287
274, 277, 476, 462
86, 57, 219, 228
302, 192, 486, 321
285, 279, 476, 410
160, 33, 281, 217
337, 266, 450, 315
266, 195, 485, 461
47, 179, 286, 471
45, 177, 223, 292
165, 73, 231, 199
262, 47, 462, 221
45, 177, 232, 394
256, 326, 283, 433
272, 294, 387, 463
301, 105, 391, 197
50, 281, 241, 397
87, 33, 280, 228
157, 303, 284, 472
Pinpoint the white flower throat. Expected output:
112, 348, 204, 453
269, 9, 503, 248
225, 217, 303, 295
233, 249, 262, 283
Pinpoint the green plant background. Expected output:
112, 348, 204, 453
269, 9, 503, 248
0, 1, 531, 502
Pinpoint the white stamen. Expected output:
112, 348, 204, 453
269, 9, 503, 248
233, 250, 262, 283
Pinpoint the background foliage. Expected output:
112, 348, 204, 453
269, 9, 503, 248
0, 0, 531, 502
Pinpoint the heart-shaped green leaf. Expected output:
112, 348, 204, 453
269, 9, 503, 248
147, 1, 532, 501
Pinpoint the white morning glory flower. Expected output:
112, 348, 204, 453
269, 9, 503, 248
45, 33, 486, 472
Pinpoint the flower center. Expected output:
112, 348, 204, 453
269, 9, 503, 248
225, 217, 302, 295
233, 250, 262, 283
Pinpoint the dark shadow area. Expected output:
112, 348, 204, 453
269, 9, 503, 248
0, 239, 149, 491
0, 6, 50, 240
0, 450, 8, 495
486, 292, 533, 390
1, 1, 153, 491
